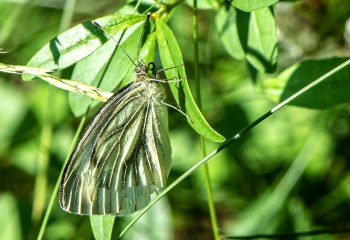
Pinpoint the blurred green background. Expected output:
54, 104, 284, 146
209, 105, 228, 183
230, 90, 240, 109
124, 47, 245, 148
1, 0, 350, 239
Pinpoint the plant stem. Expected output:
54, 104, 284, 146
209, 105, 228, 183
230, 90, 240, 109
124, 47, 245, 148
193, 1, 220, 239
32, 86, 52, 225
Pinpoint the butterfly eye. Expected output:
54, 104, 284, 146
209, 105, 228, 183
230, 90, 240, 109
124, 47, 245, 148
148, 62, 155, 71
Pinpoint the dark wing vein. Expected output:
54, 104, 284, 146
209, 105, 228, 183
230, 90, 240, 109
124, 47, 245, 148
59, 81, 172, 215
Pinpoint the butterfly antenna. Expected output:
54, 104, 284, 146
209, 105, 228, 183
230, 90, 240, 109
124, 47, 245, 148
136, 12, 152, 63
92, 21, 137, 66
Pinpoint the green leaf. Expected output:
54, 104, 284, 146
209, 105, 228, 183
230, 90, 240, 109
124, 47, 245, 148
215, 6, 245, 60
232, 0, 278, 12
68, 37, 116, 117
105, 28, 157, 91
122, 198, 173, 239
90, 216, 115, 240
68, 22, 156, 117
215, 6, 277, 73
260, 58, 350, 109
238, 7, 277, 73
24, 14, 146, 81
69, 27, 156, 116
156, 17, 225, 143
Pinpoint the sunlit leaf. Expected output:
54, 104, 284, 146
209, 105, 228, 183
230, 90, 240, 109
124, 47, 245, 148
240, 7, 277, 73
218, 6, 278, 73
260, 58, 350, 108
24, 14, 146, 80
232, 0, 278, 12
215, 6, 245, 60
90, 216, 115, 240
68, 23, 156, 116
156, 17, 225, 143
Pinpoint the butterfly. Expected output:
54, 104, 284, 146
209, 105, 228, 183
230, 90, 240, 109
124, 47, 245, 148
59, 13, 179, 215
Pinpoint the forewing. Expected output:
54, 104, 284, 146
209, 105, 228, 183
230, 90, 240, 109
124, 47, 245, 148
59, 82, 171, 215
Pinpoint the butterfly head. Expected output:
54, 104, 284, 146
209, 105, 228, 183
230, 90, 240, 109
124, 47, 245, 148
134, 61, 155, 82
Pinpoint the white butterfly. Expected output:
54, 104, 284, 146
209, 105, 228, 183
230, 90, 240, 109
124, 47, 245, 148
59, 13, 180, 215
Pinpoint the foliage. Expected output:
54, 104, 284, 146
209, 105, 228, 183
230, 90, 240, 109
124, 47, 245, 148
1, 0, 350, 239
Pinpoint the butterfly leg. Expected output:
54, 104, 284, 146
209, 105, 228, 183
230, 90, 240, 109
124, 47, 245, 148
160, 100, 193, 123
150, 75, 187, 84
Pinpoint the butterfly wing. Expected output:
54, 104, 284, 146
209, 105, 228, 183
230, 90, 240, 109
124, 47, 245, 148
59, 81, 172, 215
